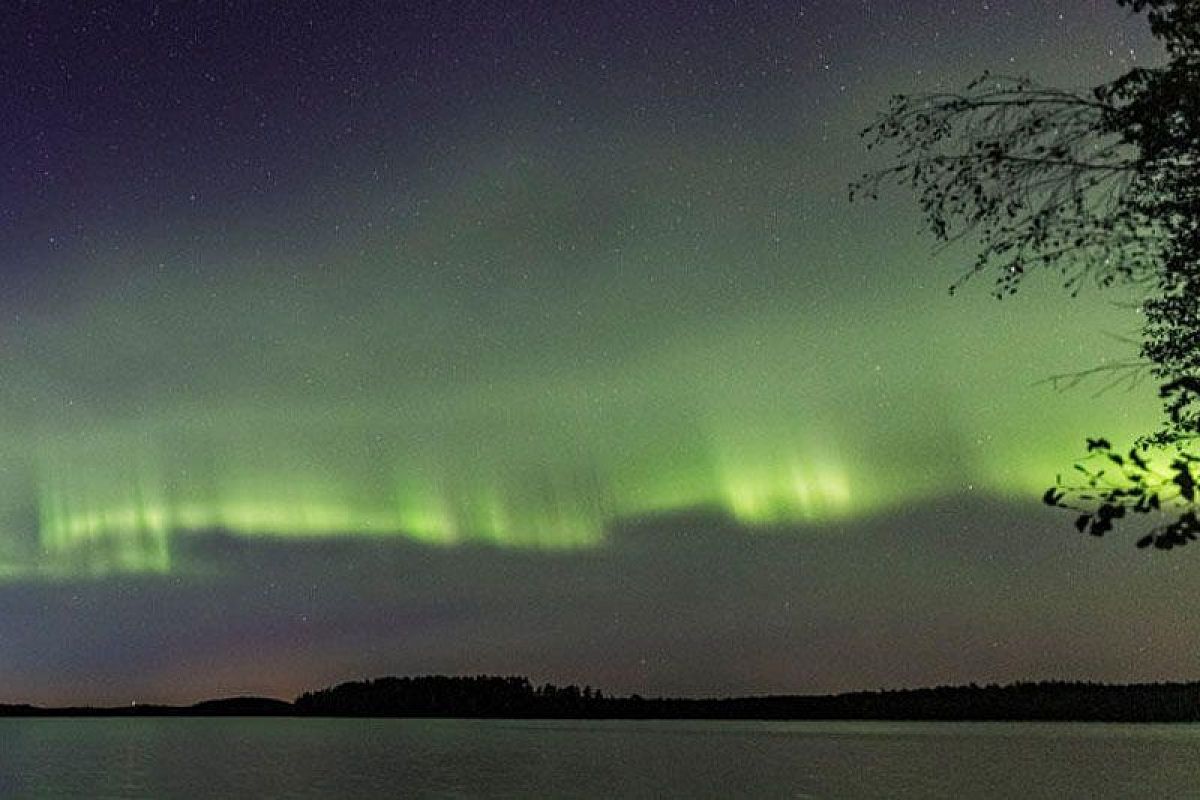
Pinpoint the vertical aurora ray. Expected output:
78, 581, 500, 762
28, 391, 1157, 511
37, 448, 171, 577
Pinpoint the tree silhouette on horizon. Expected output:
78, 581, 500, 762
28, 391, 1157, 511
856, 0, 1200, 548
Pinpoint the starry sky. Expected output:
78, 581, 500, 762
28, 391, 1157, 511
0, 1, 1192, 706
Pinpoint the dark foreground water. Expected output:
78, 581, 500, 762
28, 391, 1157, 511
1, 718, 1197, 798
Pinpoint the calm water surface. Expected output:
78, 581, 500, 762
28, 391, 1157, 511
0, 718, 1197, 798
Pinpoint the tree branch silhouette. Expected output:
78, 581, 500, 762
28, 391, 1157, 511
857, 0, 1200, 547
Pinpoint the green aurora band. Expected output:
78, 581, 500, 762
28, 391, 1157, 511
0, 82, 1163, 580
4, 261, 1159, 580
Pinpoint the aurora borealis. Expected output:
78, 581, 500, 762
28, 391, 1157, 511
2, 1, 1196, 706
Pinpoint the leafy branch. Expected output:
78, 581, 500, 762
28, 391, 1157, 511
1043, 438, 1200, 549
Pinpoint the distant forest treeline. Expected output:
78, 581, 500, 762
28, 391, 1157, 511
293, 675, 1200, 722
5, 675, 1200, 722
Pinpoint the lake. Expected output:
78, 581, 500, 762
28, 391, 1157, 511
0, 718, 1195, 798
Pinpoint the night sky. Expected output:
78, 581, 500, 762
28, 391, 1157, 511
0, 1, 1190, 706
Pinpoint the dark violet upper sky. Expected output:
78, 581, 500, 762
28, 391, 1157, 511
0, 1, 1189, 705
